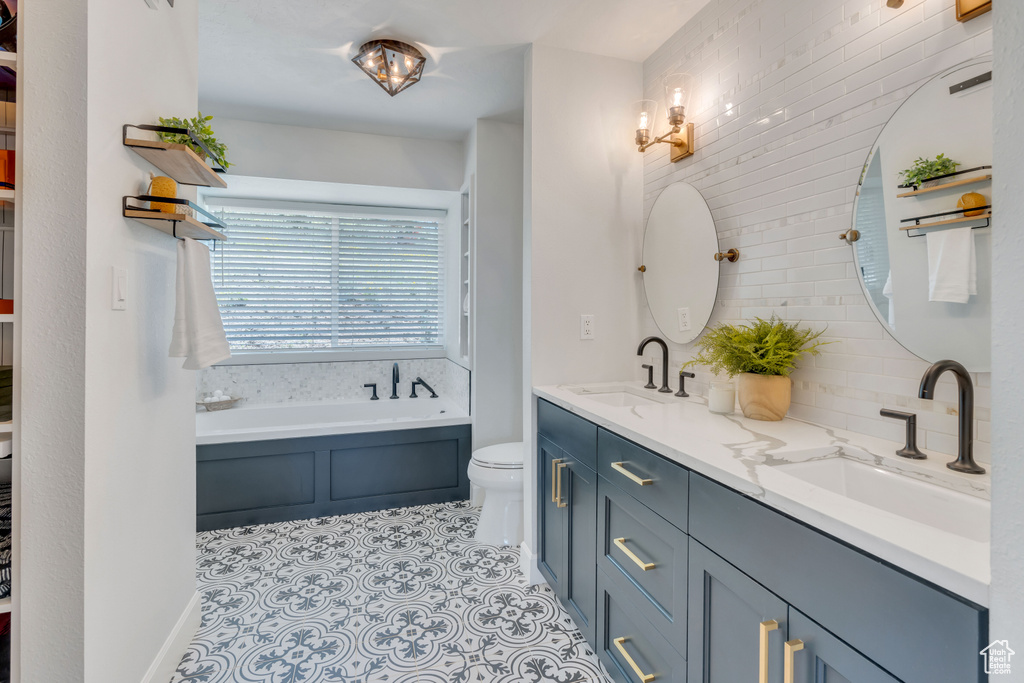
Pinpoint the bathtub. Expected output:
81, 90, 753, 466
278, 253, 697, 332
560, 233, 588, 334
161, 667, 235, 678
195, 398, 473, 530
196, 397, 470, 445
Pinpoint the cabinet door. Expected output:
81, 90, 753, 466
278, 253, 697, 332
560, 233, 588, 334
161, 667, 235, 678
564, 458, 597, 647
688, 539, 788, 683
537, 435, 566, 594
789, 609, 901, 683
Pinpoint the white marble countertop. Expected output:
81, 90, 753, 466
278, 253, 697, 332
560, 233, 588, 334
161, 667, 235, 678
534, 382, 991, 606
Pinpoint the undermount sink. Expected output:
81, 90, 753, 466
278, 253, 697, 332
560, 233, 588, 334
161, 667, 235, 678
568, 385, 671, 408
772, 457, 990, 543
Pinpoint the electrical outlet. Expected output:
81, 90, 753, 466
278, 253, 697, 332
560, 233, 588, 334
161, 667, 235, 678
677, 307, 691, 332
580, 314, 595, 340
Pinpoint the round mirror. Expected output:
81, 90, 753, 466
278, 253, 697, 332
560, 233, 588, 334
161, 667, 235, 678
851, 59, 992, 372
642, 182, 720, 344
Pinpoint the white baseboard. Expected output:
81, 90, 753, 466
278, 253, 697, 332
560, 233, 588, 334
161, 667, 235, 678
140, 590, 201, 683
519, 540, 543, 585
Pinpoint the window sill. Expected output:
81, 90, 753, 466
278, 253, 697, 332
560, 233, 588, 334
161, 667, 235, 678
211, 347, 449, 366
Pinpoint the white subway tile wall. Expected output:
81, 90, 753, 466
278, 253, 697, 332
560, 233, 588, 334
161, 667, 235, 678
641, 0, 992, 462
197, 359, 471, 416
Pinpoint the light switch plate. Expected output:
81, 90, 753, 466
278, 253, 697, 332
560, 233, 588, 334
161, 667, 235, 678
580, 314, 595, 340
112, 267, 127, 311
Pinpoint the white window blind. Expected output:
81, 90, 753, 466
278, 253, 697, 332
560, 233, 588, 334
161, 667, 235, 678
206, 199, 445, 352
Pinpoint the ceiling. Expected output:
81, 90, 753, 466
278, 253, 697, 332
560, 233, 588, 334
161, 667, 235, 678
199, 0, 713, 141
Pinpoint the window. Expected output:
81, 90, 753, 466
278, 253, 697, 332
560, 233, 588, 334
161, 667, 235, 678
206, 198, 445, 355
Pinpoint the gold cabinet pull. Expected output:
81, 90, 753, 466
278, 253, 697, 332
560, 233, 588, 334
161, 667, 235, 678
551, 458, 563, 503
610, 461, 653, 486
759, 620, 779, 683
556, 462, 568, 508
612, 636, 655, 683
613, 537, 655, 571
784, 639, 804, 683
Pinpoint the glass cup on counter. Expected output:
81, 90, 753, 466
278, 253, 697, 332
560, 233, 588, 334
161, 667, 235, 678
708, 380, 736, 414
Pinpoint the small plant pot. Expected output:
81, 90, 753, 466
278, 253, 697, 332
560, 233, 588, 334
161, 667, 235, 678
736, 373, 791, 421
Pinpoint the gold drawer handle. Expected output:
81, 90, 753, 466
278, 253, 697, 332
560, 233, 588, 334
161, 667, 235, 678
613, 636, 655, 683
784, 639, 804, 683
759, 620, 779, 683
556, 462, 568, 508
611, 461, 653, 486
613, 537, 655, 571
551, 458, 563, 503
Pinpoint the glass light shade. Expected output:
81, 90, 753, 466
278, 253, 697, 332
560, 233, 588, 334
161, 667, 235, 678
633, 100, 658, 146
664, 73, 694, 126
352, 39, 427, 97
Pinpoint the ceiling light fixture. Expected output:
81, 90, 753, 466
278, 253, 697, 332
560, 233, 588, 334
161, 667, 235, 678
634, 73, 696, 163
352, 39, 426, 97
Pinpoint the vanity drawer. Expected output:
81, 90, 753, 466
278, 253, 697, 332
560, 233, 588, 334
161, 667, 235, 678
538, 399, 597, 469
688, 474, 987, 683
598, 429, 688, 530
598, 477, 688, 648
598, 567, 686, 683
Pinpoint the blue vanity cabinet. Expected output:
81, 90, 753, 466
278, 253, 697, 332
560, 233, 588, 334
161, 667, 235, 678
687, 538, 788, 683
787, 609, 900, 683
537, 399, 599, 647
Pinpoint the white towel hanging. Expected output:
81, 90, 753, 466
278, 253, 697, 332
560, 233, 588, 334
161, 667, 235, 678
926, 227, 977, 304
169, 238, 231, 370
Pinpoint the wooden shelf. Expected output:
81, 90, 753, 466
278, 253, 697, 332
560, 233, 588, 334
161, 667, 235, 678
0, 51, 16, 71
899, 212, 991, 231
124, 138, 227, 188
0, 596, 10, 614
0, 126, 15, 135
124, 209, 227, 241
897, 174, 991, 198
0, 423, 11, 434
0, 314, 12, 324
0, 189, 12, 204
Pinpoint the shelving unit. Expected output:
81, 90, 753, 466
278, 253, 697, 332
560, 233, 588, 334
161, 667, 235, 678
122, 124, 230, 242
459, 186, 472, 362
0, 38, 14, 647
0, 52, 15, 72
899, 211, 992, 232
896, 173, 991, 198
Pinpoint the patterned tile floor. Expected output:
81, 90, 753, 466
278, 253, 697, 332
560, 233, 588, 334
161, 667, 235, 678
173, 501, 611, 683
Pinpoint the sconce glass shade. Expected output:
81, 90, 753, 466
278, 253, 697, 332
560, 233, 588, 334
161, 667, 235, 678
664, 73, 694, 126
352, 39, 427, 97
634, 100, 658, 146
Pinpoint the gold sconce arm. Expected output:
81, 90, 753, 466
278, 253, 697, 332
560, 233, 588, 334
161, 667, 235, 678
637, 123, 695, 162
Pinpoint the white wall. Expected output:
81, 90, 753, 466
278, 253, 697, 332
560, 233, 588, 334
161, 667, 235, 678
213, 118, 465, 192
990, 0, 1024, 654
18, 1, 88, 680
641, 0, 993, 462
522, 44, 644, 574
20, 1, 201, 681
470, 120, 525, 449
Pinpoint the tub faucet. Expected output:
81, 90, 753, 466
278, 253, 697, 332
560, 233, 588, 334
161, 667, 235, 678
637, 336, 672, 393
391, 363, 400, 400
411, 378, 438, 398
918, 359, 985, 474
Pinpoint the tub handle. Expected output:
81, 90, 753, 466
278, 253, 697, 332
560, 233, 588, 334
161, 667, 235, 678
363, 383, 379, 401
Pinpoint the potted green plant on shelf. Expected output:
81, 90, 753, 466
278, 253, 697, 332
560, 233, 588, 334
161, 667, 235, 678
898, 153, 959, 188
682, 315, 831, 421
157, 112, 232, 170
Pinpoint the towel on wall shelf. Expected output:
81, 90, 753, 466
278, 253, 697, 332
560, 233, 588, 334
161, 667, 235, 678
169, 238, 231, 370
926, 227, 977, 304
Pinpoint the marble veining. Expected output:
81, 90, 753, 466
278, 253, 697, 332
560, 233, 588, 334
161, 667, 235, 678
535, 382, 991, 606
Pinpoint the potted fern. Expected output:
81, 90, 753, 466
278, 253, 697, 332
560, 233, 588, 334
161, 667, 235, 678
157, 113, 232, 170
682, 315, 830, 421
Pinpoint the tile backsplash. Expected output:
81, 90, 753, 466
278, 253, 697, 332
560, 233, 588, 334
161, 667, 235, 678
641, 0, 992, 461
198, 358, 471, 416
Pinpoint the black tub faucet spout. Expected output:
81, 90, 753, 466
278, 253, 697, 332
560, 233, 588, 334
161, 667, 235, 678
391, 363, 400, 399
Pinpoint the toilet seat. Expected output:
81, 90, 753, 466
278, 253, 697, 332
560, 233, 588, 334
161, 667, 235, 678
470, 442, 525, 470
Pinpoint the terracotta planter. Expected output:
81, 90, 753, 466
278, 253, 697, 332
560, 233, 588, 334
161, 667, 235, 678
736, 373, 791, 421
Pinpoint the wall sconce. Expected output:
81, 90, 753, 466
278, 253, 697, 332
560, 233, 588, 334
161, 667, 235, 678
634, 73, 695, 163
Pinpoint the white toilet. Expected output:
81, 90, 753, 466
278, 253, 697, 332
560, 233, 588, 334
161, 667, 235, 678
467, 441, 525, 546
